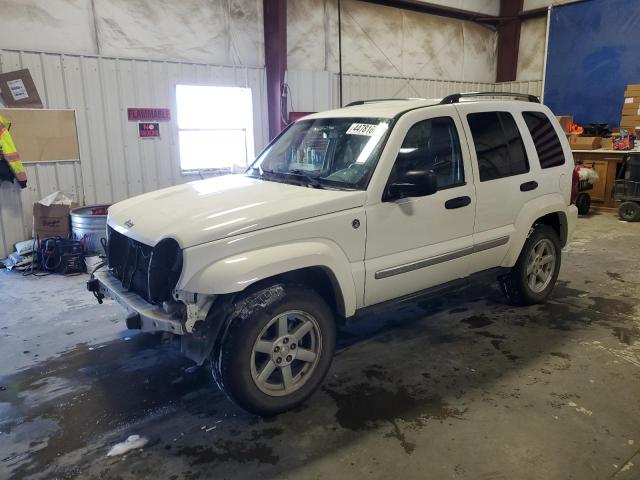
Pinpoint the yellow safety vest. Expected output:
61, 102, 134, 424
0, 114, 27, 188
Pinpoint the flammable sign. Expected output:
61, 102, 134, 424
138, 122, 160, 138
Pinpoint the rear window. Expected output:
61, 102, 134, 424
523, 111, 565, 169
467, 112, 529, 182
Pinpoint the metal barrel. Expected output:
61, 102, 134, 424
70, 205, 110, 255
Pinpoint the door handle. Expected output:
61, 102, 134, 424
445, 196, 471, 209
520, 181, 538, 192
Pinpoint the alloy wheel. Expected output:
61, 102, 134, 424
525, 238, 556, 293
250, 310, 322, 397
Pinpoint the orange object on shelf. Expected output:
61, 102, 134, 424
568, 122, 584, 134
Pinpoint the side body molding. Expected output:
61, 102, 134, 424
179, 240, 359, 317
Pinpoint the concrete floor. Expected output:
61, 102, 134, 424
1, 210, 639, 480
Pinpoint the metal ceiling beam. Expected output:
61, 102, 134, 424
356, 0, 500, 24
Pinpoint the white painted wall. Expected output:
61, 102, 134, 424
517, 17, 547, 81
0, 0, 97, 54
94, 0, 263, 65
523, 0, 582, 11
288, 0, 498, 82
0, 49, 268, 258
0, 0, 263, 66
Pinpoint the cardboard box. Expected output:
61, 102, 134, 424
555, 115, 573, 133
0, 69, 42, 108
601, 137, 614, 150
622, 102, 640, 113
570, 136, 602, 150
33, 203, 78, 239
621, 114, 640, 124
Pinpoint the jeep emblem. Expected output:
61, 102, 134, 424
124, 219, 135, 228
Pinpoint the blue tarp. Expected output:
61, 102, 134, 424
544, 0, 640, 127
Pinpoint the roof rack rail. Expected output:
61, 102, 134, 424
345, 98, 423, 107
439, 92, 540, 104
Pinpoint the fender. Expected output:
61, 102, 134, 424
502, 193, 569, 267
179, 239, 359, 317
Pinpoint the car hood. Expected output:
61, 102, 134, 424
107, 174, 366, 248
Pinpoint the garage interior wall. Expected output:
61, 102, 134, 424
0, 49, 268, 258
288, 0, 498, 82
0, 0, 548, 258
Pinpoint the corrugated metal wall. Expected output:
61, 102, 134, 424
0, 49, 268, 258
287, 69, 542, 111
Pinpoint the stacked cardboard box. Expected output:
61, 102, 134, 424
620, 84, 640, 134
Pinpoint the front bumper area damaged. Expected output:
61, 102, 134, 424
88, 269, 215, 335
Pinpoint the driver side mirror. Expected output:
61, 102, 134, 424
386, 170, 438, 201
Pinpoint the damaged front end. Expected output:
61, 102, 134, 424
87, 227, 217, 339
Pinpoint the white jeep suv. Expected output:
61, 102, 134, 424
88, 92, 578, 415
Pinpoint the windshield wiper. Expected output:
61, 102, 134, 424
288, 169, 324, 189
252, 167, 324, 189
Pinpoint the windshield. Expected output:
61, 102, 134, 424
246, 117, 391, 190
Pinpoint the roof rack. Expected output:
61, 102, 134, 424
344, 98, 425, 107
440, 92, 540, 104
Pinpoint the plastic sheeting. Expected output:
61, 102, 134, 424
544, 0, 640, 127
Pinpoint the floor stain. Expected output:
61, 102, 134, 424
475, 331, 507, 340
174, 429, 282, 466
324, 380, 466, 455
461, 315, 493, 329
448, 307, 468, 314
0, 336, 213, 478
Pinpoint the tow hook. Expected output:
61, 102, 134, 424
87, 278, 105, 304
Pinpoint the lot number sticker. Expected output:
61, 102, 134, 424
347, 123, 378, 136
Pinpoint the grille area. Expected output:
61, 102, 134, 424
107, 226, 182, 305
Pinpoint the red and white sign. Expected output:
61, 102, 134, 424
128, 108, 171, 122
138, 122, 160, 138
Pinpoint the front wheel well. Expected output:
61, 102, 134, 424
532, 211, 567, 246
272, 267, 346, 318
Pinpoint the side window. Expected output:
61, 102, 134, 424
523, 111, 565, 169
391, 116, 464, 190
467, 112, 529, 182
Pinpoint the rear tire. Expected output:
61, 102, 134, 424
214, 283, 335, 415
619, 201, 640, 222
501, 224, 561, 306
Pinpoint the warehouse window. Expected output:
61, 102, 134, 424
176, 85, 254, 172
523, 111, 565, 169
467, 111, 529, 182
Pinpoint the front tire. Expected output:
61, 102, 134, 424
215, 284, 335, 415
501, 224, 561, 306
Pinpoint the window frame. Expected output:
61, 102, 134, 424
175, 84, 255, 174
466, 111, 530, 182
385, 115, 466, 195
522, 110, 566, 169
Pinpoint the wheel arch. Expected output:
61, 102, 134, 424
180, 240, 357, 318
502, 195, 569, 267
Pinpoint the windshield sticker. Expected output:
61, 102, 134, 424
347, 123, 378, 136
